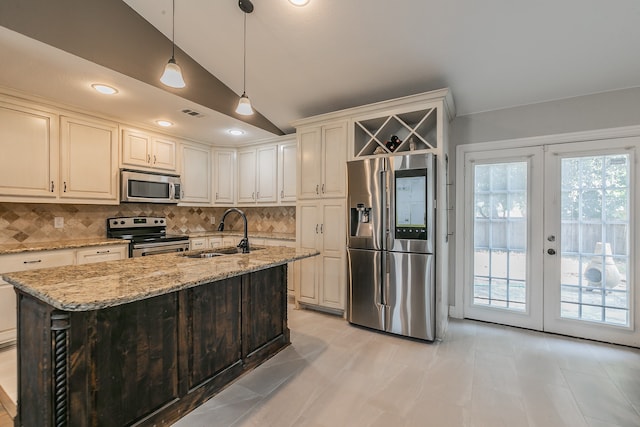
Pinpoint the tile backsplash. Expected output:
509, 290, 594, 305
0, 203, 295, 245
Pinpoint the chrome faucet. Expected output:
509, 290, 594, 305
217, 208, 250, 253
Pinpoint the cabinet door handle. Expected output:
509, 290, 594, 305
147, 154, 151, 163
96, 250, 111, 254
215, 192, 219, 200
252, 192, 255, 200
63, 182, 67, 192
23, 260, 42, 264
153, 155, 157, 164
257, 191, 260, 199
281, 190, 284, 198
320, 224, 324, 234
50, 181, 54, 192
315, 224, 319, 234
322, 183, 325, 194
316, 184, 319, 195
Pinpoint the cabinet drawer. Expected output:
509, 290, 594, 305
190, 238, 207, 250
76, 245, 127, 265
0, 249, 76, 273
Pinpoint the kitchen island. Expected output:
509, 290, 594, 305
2, 246, 318, 427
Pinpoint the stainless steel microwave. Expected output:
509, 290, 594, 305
120, 169, 181, 203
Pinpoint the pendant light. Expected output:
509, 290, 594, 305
236, 1, 254, 115
160, 0, 186, 88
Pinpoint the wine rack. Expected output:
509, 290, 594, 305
354, 107, 438, 157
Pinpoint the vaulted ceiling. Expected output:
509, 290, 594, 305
1, 0, 639, 144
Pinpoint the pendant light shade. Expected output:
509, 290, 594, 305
236, 4, 254, 115
236, 92, 254, 115
160, 58, 186, 88
160, 0, 186, 88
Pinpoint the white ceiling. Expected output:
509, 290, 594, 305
2, 0, 640, 143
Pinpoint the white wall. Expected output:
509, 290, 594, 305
447, 86, 640, 309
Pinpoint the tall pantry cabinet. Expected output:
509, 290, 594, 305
294, 121, 348, 313
293, 89, 455, 339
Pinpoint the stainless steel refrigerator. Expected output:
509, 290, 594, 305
347, 153, 436, 341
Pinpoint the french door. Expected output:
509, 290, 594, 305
462, 137, 640, 347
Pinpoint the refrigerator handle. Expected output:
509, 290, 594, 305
380, 169, 388, 251
381, 251, 389, 306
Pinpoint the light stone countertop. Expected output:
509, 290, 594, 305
3, 246, 318, 312
0, 238, 130, 255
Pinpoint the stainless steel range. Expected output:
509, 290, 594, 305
107, 216, 189, 257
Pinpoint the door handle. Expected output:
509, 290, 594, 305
147, 154, 151, 163
320, 224, 323, 234
153, 155, 157, 164
316, 184, 319, 195
315, 224, 319, 234
50, 181, 55, 192
63, 181, 67, 192
281, 190, 284, 198
322, 183, 325, 193
547, 248, 556, 255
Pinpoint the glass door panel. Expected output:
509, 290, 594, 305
463, 147, 544, 330
544, 138, 639, 347
559, 154, 630, 326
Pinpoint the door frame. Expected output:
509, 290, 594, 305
453, 125, 640, 346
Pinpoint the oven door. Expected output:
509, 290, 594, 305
131, 241, 189, 257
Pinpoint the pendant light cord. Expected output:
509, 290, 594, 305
242, 12, 247, 94
171, 0, 176, 59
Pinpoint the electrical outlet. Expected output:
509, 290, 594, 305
210, 216, 216, 225
54, 217, 64, 229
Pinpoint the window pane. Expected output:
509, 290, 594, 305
559, 154, 630, 326
473, 161, 528, 312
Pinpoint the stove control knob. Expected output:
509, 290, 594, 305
112, 221, 117, 225
120, 221, 125, 225
160, 219, 164, 224
154, 220, 159, 224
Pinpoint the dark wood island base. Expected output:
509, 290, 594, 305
16, 264, 289, 426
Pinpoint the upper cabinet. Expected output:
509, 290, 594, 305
297, 121, 347, 200
121, 128, 177, 172
237, 145, 277, 204
212, 148, 236, 205
180, 142, 211, 205
0, 96, 119, 204
0, 99, 58, 200
278, 139, 297, 204
59, 115, 119, 203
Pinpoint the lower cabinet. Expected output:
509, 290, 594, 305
16, 265, 289, 426
296, 200, 347, 311
0, 245, 127, 345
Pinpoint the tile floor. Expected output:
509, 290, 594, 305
0, 306, 638, 426
173, 307, 640, 427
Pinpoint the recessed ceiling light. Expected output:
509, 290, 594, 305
289, 0, 310, 6
156, 120, 173, 127
91, 84, 118, 95
228, 129, 245, 136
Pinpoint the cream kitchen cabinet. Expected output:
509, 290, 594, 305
0, 97, 119, 204
121, 128, 177, 172
0, 99, 58, 200
59, 115, 119, 203
278, 140, 297, 204
212, 149, 236, 205
237, 145, 277, 204
180, 142, 211, 205
296, 199, 346, 311
296, 121, 347, 200
76, 245, 128, 264
0, 244, 127, 345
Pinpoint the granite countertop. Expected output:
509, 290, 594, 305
187, 231, 295, 242
3, 246, 317, 312
0, 238, 130, 255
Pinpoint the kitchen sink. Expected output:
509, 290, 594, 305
182, 246, 265, 258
